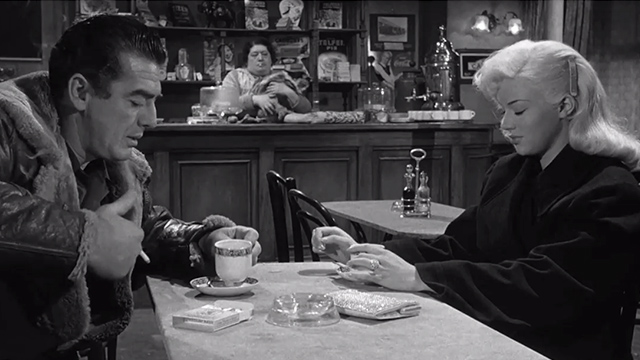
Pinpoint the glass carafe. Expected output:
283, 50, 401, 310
358, 83, 391, 122
200, 85, 240, 117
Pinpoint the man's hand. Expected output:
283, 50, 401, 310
193, 226, 262, 277
266, 82, 295, 97
89, 190, 144, 280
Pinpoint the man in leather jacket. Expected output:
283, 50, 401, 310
0, 15, 261, 359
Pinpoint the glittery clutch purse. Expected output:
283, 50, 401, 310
327, 289, 421, 320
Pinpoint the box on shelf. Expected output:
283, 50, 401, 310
318, 36, 348, 82
318, 2, 342, 29
336, 61, 351, 82
244, 0, 269, 30
349, 64, 361, 82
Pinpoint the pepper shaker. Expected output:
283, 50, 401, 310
402, 164, 415, 213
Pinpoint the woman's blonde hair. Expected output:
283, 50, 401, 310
473, 39, 640, 171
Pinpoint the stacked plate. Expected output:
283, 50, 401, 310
408, 110, 476, 122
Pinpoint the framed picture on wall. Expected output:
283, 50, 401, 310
369, 14, 415, 52
458, 49, 494, 84
76, 0, 118, 20
0, 1, 43, 60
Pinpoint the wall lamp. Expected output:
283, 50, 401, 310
472, 10, 524, 35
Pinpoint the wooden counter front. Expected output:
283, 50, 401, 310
138, 122, 494, 261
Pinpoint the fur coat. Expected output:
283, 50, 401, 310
0, 71, 234, 357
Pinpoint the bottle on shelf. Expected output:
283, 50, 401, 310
366, 55, 376, 87
175, 48, 194, 81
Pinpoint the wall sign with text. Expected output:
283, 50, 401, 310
458, 49, 494, 84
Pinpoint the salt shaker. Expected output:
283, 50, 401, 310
415, 171, 431, 217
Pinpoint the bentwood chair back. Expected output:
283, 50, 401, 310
266, 170, 305, 262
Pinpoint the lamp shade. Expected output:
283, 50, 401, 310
472, 12, 491, 32
507, 18, 523, 35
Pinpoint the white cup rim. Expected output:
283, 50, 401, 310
215, 239, 252, 248
215, 239, 252, 256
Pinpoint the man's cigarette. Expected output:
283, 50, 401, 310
140, 250, 151, 264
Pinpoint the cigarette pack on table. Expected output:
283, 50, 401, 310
172, 300, 254, 332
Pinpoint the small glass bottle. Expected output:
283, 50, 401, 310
175, 48, 194, 81
402, 164, 415, 213
415, 171, 431, 217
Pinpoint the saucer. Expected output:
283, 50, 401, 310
191, 276, 259, 297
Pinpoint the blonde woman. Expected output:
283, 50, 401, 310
311, 40, 640, 360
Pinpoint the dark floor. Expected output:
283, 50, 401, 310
116, 285, 167, 360
118, 285, 640, 360
635, 325, 640, 360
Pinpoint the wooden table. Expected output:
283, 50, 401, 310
147, 262, 549, 360
323, 200, 465, 239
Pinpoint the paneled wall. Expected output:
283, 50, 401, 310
138, 123, 494, 261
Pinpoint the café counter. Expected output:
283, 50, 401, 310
137, 122, 494, 261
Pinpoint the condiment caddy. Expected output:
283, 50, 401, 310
399, 148, 431, 218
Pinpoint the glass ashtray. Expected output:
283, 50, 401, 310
266, 293, 340, 328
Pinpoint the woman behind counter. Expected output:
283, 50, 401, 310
222, 37, 311, 117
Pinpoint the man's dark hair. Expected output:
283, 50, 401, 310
48, 15, 166, 103
241, 37, 277, 67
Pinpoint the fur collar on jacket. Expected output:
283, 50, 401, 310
0, 71, 151, 351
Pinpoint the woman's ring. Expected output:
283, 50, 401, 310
370, 259, 380, 271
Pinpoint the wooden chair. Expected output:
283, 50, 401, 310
615, 285, 639, 360
78, 337, 118, 360
287, 188, 368, 246
266, 170, 305, 262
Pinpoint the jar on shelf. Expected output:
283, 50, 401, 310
358, 83, 392, 122
199, 85, 240, 117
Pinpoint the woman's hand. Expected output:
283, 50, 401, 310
345, 243, 432, 292
266, 82, 295, 97
252, 94, 277, 114
382, 79, 395, 90
311, 226, 357, 264
267, 82, 298, 106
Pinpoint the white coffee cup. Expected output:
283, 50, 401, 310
459, 110, 476, 120
432, 111, 446, 120
215, 239, 253, 286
